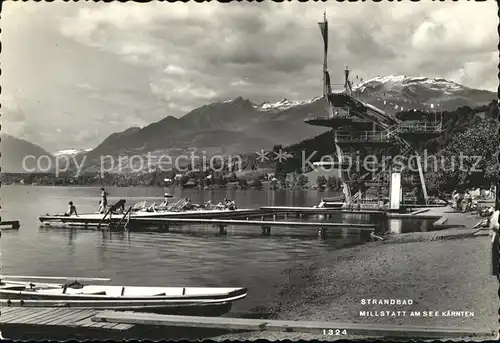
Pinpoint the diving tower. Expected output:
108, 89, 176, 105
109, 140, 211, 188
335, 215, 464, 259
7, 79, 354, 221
305, 13, 443, 207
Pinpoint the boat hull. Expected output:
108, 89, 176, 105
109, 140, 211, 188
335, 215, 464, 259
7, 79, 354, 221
1, 297, 233, 316
0, 284, 247, 316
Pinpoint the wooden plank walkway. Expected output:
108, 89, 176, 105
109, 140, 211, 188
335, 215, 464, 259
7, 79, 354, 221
260, 206, 386, 215
93, 311, 495, 339
0, 307, 134, 331
129, 217, 376, 231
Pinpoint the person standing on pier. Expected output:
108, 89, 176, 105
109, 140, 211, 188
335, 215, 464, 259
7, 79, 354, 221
98, 188, 108, 213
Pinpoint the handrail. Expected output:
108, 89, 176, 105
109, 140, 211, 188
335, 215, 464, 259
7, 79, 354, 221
335, 130, 393, 142
399, 122, 442, 132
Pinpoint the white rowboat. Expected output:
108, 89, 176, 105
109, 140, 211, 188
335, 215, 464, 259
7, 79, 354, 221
0, 279, 247, 316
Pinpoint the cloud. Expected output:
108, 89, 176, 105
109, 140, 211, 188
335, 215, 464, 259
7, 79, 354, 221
3, 1, 497, 151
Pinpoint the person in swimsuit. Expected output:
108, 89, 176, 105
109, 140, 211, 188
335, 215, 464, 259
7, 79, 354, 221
65, 201, 78, 216
110, 199, 126, 213
159, 194, 170, 208
98, 188, 108, 213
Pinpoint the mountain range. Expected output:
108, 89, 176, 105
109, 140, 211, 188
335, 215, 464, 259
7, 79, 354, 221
1, 134, 55, 173
2, 75, 497, 174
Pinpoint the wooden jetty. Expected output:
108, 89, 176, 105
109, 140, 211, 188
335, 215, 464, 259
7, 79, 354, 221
0, 220, 20, 230
260, 206, 386, 216
93, 311, 495, 339
129, 217, 376, 236
39, 209, 261, 228
0, 307, 134, 331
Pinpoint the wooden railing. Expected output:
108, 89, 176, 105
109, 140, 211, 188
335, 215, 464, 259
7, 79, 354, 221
335, 131, 393, 143
399, 121, 442, 133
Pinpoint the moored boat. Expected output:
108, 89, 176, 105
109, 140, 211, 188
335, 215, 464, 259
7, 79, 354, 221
316, 195, 346, 208
0, 278, 247, 316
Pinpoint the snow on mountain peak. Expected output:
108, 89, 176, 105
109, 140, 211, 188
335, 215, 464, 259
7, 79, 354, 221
257, 97, 321, 111
53, 148, 92, 157
353, 75, 466, 94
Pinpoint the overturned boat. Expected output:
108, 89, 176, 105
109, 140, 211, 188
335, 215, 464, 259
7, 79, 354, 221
0, 278, 247, 316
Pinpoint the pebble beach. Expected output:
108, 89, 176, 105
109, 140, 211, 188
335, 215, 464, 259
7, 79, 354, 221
213, 208, 498, 341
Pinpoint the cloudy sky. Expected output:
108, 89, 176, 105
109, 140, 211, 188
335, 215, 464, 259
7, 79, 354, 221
3, 1, 497, 152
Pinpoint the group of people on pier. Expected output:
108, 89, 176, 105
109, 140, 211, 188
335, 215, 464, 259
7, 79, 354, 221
63, 188, 237, 216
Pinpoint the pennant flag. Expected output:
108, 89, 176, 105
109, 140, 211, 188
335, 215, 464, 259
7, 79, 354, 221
318, 21, 328, 55
430, 104, 434, 109
383, 100, 387, 105
325, 70, 332, 94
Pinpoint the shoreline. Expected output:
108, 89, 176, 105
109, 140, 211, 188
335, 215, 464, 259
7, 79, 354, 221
213, 210, 498, 341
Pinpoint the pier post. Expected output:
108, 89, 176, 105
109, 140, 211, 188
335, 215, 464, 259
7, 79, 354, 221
261, 226, 271, 236
218, 225, 227, 235
318, 228, 328, 238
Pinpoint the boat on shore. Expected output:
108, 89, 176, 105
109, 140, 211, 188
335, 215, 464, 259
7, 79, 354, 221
0, 277, 247, 316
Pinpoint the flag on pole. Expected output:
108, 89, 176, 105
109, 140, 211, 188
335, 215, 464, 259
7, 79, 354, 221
318, 20, 328, 56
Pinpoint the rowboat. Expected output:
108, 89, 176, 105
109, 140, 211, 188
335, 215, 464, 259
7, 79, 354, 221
316, 196, 346, 209
0, 277, 247, 316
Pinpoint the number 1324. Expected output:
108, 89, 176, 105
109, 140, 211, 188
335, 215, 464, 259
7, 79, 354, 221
323, 329, 347, 335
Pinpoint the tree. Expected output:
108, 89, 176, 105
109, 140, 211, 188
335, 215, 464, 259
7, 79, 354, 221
327, 176, 341, 191
316, 175, 327, 190
298, 174, 308, 188
438, 117, 498, 190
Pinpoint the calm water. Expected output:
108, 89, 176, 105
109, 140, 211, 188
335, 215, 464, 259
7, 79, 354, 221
0, 185, 433, 317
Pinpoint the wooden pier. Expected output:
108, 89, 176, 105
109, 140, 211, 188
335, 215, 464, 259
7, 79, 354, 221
0, 307, 134, 331
129, 217, 376, 236
260, 206, 386, 215
93, 311, 495, 339
0, 220, 20, 230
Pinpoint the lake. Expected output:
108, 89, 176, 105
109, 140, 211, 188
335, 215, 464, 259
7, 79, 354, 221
0, 185, 434, 317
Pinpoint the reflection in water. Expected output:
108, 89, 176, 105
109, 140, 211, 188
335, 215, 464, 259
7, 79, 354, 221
390, 219, 403, 234
1, 186, 436, 316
